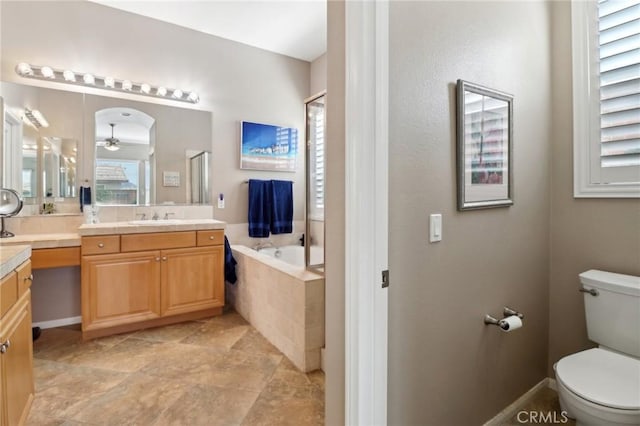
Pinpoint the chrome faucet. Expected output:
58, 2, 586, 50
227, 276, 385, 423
164, 212, 175, 220
253, 240, 275, 250
136, 213, 147, 220
152, 212, 160, 220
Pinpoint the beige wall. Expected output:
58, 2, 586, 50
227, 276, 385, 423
547, 1, 640, 374
388, 2, 552, 424
0, 0, 310, 224
324, 1, 346, 424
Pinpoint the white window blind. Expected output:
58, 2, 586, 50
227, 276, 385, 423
598, 0, 640, 170
313, 109, 325, 210
572, 0, 640, 197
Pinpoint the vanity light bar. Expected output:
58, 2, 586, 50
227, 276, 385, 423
24, 108, 49, 128
15, 63, 200, 104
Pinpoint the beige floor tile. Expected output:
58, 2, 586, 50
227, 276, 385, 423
180, 321, 250, 350
231, 328, 282, 356
140, 342, 228, 385
153, 384, 259, 426
52, 337, 171, 373
30, 359, 128, 419
133, 321, 202, 342
30, 312, 324, 425
205, 349, 282, 392
70, 373, 188, 425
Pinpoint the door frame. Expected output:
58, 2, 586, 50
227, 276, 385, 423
344, 1, 389, 424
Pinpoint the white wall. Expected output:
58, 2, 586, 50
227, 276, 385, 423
0, 0, 310, 225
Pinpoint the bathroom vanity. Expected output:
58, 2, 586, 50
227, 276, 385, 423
79, 220, 226, 340
0, 245, 34, 426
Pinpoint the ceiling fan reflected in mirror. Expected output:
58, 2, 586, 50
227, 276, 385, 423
97, 123, 120, 151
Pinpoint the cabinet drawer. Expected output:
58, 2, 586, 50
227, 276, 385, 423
121, 232, 196, 252
0, 271, 18, 317
16, 260, 33, 297
82, 235, 120, 255
197, 230, 224, 247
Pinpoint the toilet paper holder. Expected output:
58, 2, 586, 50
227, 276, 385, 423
484, 306, 524, 330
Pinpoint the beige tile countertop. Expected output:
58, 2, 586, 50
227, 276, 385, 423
0, 244, 31, 279
0, 233, 81, 249
78, 219, 226, 236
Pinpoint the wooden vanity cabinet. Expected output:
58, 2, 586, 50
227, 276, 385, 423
81, 230, 224, 339
81, 251, 162, 331
0, 260, 34, 426
161, 246, 224, 317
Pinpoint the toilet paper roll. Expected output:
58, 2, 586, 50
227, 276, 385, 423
499, 316, 522, 332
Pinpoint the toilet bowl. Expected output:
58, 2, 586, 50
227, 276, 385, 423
554, 270, 640, 426
554, 348, 640, 426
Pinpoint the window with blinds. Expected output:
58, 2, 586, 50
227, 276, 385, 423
307, 98, 325, 213
313, 111, 325, 209
598, 0, 640, 170
572, 0, 640, 197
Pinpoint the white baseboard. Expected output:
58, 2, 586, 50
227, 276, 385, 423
483, 378, 553, 426
33, 316, 81, 329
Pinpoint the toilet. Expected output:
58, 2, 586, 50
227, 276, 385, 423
554, 270, 640, 426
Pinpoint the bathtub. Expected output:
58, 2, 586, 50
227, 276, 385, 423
226, 245, 325, 372
258, 245, 324, 267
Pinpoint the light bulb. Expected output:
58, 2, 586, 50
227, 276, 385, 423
63, 70, 76, 82
83, 73, 95, 85
104, 77, 115, 88
41, 66, 55, 78
16, 62, 33, 76
122, 80, 132, 91
156, 87, 167, 96
187, 92, 199, 103
140, 83, 151, 94
172, 89, 183, 99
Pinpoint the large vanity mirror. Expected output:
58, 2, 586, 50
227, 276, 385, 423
1, 81, 213, 213
1, 82, 82, 208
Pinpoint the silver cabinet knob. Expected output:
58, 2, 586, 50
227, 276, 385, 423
209, 236, 215, 240
162, 256, 167, 261
25, 274, 33, 282
155, 257, 161, 262
98, 243, 105, 248
0, 339, 10, 354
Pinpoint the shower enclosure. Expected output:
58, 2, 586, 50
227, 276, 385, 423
305, 92, 326, 271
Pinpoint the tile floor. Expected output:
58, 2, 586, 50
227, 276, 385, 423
26, 311, 324, 426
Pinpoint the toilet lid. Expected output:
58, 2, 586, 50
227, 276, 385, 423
556, 348, 640, 410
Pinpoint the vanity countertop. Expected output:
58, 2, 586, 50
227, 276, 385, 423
0, 245, 31, 279
0, 233, 81, 249
78, 219, 227, 236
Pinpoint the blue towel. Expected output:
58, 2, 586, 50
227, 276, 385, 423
79, 186, 91, 212
270, 180, 293, 234
248, 179, 271, 238
224, 236, 238, 284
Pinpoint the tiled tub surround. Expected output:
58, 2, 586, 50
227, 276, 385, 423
227, 245, 325, 373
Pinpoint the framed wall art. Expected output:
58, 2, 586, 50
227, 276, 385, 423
240, 121, 298, 172
456, 80, 513, 210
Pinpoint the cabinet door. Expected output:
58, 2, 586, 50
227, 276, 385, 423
82, 251, 161, 331
1, 293, 34, 426
161, 246, 224, 317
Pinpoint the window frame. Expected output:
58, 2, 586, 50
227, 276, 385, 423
572, 0, 640, 198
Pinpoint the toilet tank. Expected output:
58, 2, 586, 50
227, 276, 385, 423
580, 270, 640, 358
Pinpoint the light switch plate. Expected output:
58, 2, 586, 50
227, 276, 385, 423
429, 213, 442, 243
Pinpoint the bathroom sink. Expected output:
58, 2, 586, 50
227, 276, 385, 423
128, 219, 182, 225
